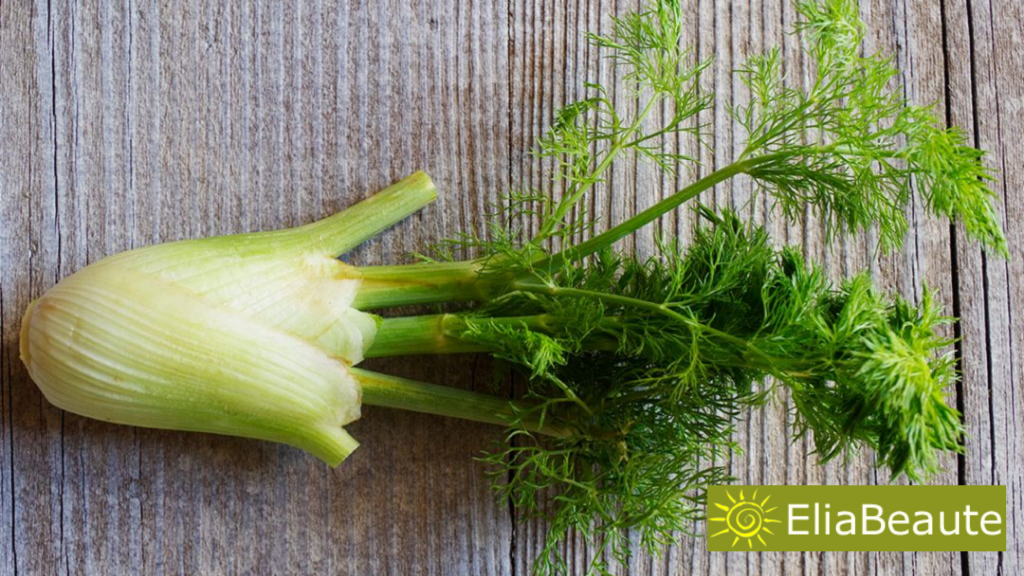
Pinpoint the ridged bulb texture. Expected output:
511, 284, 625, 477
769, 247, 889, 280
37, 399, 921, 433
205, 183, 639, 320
20, 230, 377, 465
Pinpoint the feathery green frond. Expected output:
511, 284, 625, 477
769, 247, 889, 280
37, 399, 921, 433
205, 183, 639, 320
364, 1, 1003, 574
431, 210, 963, 574
733, 0, 1006, 253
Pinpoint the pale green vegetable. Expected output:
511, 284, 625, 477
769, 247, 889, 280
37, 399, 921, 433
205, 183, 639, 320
21, 173, 433, 464
20, 1, 1008, 574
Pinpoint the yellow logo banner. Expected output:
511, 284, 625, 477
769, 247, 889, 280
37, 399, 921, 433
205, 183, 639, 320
706, 485, 1006, 552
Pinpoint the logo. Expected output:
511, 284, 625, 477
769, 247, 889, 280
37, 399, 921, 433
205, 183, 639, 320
706, 485, 1006, 552
708, 489, 782, 549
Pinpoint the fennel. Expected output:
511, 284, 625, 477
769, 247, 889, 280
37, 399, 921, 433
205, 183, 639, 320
20, 1, 1005, 574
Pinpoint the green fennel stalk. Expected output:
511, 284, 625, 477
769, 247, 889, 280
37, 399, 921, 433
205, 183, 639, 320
19, 1, 1006, 575
345, 1, 1004, 570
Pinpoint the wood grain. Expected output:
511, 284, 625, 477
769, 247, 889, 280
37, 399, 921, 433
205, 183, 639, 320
1, 0, 1020, 574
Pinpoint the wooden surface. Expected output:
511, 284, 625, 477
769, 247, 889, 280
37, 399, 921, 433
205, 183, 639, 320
0, 0, 1020, 574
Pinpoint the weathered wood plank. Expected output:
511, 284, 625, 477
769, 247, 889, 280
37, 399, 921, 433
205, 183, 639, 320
509, 0, 588, 571
887, 3, 962, 576
941, 0, 998, 570
951, 0, 1024, 575
51, 1, 144, 574
1, 1, 65, 574
6, 0, 514, 574
2, 0, 1021, 574
505, 1, 1016, 575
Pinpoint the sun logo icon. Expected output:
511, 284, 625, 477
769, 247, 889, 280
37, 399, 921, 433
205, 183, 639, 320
709, 489, 782, 549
